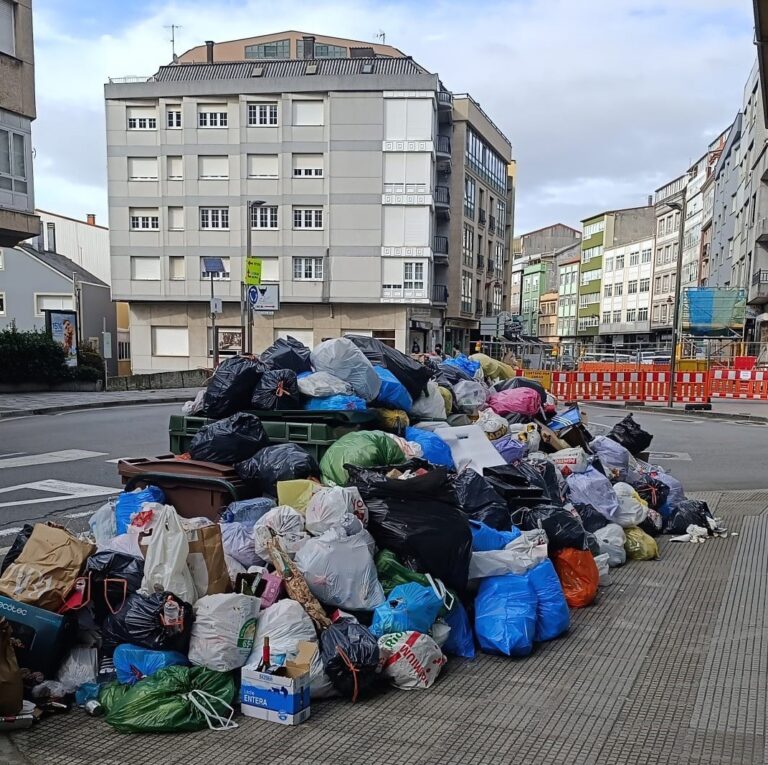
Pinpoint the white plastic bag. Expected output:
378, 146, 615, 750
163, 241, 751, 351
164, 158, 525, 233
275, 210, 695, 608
410, 380, 447, 420
99, 532, 142, 557
305, 486, 368, 536
594, 553, 611, 586
224, 553, 246, 587
310, 338, 381, 402
469, 530, 547, 579
294, 528, 386, 610
246, 599, 316, 665
385, 432, 423, 460
297, 371, 352, 398
140, 505, 197, 604
589, 436, 631, 482
430, 620, 451, 648
453, 380, 488, 412
593, 523, 626, 567
378, 631, 446, 690
252, 505, 308, 561
566, 466, 620, 519
550, 447, 589, 474
89, 500, 117, 545
477, 408, 509, 438
56, 646, 98, 693
219, 522, 259, 568
181, 390, 206, 416
612, 482, 649, 528
189, 593, 260, 671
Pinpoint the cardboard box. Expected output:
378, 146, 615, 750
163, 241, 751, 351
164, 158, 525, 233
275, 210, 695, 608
0, 596, 76, 676
240, 641, 314, 725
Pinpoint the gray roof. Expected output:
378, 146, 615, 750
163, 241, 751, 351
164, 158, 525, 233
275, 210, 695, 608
19, 245, 109, 287
153, 57, 430, 82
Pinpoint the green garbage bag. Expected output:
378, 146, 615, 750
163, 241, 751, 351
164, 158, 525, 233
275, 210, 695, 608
376, 549, 435, 595
320, 430, 405, 486
105, 665, 236, 733
98, 681, 132, 713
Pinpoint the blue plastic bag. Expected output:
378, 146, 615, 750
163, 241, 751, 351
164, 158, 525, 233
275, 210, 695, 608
469, 520, 521, 552
373, 367, 413, 412
113, 644, 189, 685
527, 559, 570, 642
305, 394, 367, 411
370, 582, 443, 638
220, 497, 275, 527
443, 601, 475, 659
115, 486, 165, 535
443, 354, 481, 378
404, 426, 455, 469
492, 435, 527, 464
474, 572, 536, 656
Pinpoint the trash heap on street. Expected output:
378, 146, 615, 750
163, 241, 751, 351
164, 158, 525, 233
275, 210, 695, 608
0, 336, 724, 732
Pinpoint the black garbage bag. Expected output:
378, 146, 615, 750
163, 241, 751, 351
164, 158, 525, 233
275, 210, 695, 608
487, 461, 561, 504
0, 524, 33, 574
510, 503, 591, 552
452, 469, 511, 530
202, 356, 269, 419
505, 412, 534, 426
236, 443, 320, 494
84, 552, 144, 623
349, 463, 472, 593
493, 377, 547, 406
250, 369, 300, 411
346, 335, 432, 400
260, 336, 312, 374
639, 509, 664, 537
585, 531, 601, 556
188, 412, 269, 464
607, 414, 653, 456
434, 363, 473, 387
320, 619, 380, 701
667, 499, 715, 535
101, 591, 193, 656
573, 503, 610, 533
629, 474, 670, 511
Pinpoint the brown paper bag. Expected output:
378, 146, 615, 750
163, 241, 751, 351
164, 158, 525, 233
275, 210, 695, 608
0, 524, 95, 611
0, 619, 22, 715
186, 524, 231, 596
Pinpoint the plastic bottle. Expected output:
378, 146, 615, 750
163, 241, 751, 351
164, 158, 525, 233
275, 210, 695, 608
162, 596, 181, 632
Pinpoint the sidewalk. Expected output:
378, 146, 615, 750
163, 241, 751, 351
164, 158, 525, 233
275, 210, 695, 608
588, 398, 768, 421
0, 389, 199, 418
7, 489, 768, 765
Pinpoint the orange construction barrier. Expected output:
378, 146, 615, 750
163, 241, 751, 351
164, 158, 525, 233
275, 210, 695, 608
672, 372, 709, 403
570, 372, 644, 402
709, 369, 768, 399
549, 372, 573, 400
642, 372, 668, 402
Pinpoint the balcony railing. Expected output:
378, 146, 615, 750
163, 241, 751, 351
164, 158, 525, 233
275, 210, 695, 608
477, 255, 485, 270
475, 299, 484, 315
436, 135, 451, 155
434, 186, 450, 207
488, 215, 496, 235
433, 235, 449, 255
437, 90, 453, 108
752, 269, 768, 286
432, 284, 449, 304
478, 209, 487, 226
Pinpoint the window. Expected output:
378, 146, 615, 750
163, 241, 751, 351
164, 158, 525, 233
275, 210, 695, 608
661, 304, 668, 322
629, 251, 639, 266
167, 206, 184, 231
129, 208, 159, 230
200, 256, 230, 279
582, 245, 603, 263
152, 327, 189, 357
615, 254, 624, 269
198, 155, 229, 179
462, 224, 474, 267
654, 276, 661, 293
638, 307, 648, 321
35, 293, 74, 316
248, 102, 279, 126
626, 309, 636, 322
245, 39, 290, 59
384, 98, 433, 142
383, 152, 430, 190
0, 0, 15, 56
627, 280, 638, 295
293, 257, 323, 280
461, 271, 473, 313
130, 257, 161, 280
169, 256, 185, 280
602, 311, 610, 323
403, 261, 425, 291
464, 175, 477, 219
652, 306, 660, 322
200, 207, 229, 230
45, 222, 56, 251
117, 335, 130, 361
614, 283, 623, 296
292, 154, 324, 177
613, 310, 621, 323
127, 157, 158, 181
166, 108, 182, 128
639, 278, 650, 292
477, 234, 483, 257
247, 154, 278, 178
198, 107, 228, 128
465, 127, 507, 193
251, 205, 278, 229
641, 248, 652, 263
604, 284, 612, 297
662, 274, 670, 292
292, 101, 323, 126
604, 256, 613, 271
167, 156, 183, 180
582, 219, 606, 238
656, 248, 663, 266
296, 40, 346, 58
127, 107, 157, 130
664, 244, 672, 263
0, 129, 27, 192
293, 207, 323, 229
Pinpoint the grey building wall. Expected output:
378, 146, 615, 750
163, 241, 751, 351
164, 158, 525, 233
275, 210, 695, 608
519, 224, 580, 257
79, 282, 118, 376
612, 207, 655, 247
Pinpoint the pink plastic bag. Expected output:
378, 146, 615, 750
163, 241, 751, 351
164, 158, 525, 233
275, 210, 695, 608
487, 388, 541, 417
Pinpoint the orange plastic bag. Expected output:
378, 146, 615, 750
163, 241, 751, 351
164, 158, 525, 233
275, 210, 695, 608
551, 548, 599, 608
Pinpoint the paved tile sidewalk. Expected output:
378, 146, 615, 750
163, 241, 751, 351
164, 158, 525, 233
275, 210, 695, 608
7, 489, 767, 765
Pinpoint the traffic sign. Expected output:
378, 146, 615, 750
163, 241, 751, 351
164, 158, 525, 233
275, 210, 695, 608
210, 297, 223, 315
248, 284, 280, 312
245, 257, 262, 286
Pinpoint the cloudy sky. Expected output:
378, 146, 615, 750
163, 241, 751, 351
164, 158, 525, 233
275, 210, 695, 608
33, 0, 755, 233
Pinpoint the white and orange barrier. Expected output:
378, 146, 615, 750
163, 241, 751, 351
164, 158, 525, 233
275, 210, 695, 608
709, 369, 768, 399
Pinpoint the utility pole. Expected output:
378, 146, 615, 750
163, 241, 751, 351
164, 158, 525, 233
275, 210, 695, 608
210, 272, 218, 368
666, 186, 688, 408
244, 200, 264, 355
165, 24, 182, 60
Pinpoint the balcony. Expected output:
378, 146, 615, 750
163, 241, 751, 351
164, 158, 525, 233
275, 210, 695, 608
489, 215, 496, 235
436, 135, 451, 158
432, 283, 449, 304
477, 255, 485, 271
479, 209, 487, 227
487, 262, 495, 277
437, 90, 453, 109
475, 299, 484, 316
757, 219, 768, 245
749, 269, 768, 304
434, 186, 450, 218
433, 235, 449, 263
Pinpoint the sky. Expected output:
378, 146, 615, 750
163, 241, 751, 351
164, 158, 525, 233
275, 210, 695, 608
32, 0, 756, 234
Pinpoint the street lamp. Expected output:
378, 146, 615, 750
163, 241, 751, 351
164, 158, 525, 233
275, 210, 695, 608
665, 188, 687, 408
244, 200, 265, 355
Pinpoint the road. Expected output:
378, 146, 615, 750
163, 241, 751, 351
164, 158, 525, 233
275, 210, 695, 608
0, 402, 764, 551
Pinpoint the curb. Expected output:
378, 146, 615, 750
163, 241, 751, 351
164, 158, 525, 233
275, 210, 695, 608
0, 395, 191, 419
585, 401, 768, 424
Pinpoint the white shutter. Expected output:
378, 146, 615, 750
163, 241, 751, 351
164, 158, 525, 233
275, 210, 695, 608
169, 257, 185, 280
403, 207, 429, 246
0, 0, 15, 57
382, 206, 405, 246
383, 154, 406, 185
198, 103, 227, 113
248, 154, 279, 178
406, 153, 431, 185
167, 156, 183, 180
152, 327, 189, 356
131, 257, 161, 280
167, 207, 184, 230
198, 155, 229, 179
292, 154, 323, 173
127, 106, 156, 120
36, 294, 74, 312
384, 100, 407, 141
382, 259, 402, 285
405, 99, 432, 140
127, 157, 158, 180
293, 101, 323, 126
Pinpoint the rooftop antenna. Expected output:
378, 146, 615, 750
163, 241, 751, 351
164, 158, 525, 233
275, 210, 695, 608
375, 30, 386, 45
165, 24, 182, 61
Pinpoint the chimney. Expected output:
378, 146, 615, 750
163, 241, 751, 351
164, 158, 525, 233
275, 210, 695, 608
86, 213, 96, 226
205, 40, 214, 63
302, 35, 315, 60
647, 195, 653, 207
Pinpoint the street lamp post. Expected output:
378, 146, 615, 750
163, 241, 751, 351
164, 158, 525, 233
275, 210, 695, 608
665, 187, 687, 408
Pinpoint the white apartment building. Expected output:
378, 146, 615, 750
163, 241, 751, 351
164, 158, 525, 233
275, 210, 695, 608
556, 257, 579, 350
599, 237, 654, 344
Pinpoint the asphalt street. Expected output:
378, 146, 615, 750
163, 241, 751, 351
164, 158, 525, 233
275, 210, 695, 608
0, 402, 764, 551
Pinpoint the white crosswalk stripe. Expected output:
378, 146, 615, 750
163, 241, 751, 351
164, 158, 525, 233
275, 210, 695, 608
0, 449, 108, 469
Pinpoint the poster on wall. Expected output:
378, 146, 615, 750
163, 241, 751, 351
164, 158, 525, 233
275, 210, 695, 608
45, 310, 78, 368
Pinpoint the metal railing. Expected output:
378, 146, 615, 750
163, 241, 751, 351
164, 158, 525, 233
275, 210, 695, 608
477, 255, 485, 270
432, 284, 449, 303
752, 269, 768, 286
436, 135, 451, 155
479, 209, 487, 226
108, 75, 155, 83
434, 186, 450, 205
437, 90, 453, 107
433, 236, 449, 255
475, 299, 483, 315
489, 215, 496, 234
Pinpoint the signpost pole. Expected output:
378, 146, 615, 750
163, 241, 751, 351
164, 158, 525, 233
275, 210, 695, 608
210, 273, 219, 368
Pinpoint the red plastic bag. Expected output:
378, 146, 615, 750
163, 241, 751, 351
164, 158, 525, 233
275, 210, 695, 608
551, 548, 599, 608
487, 388, 541, 418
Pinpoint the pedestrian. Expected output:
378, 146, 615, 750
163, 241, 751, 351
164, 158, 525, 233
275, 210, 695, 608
411, 339, 421, 354
434, 343, 444, 359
